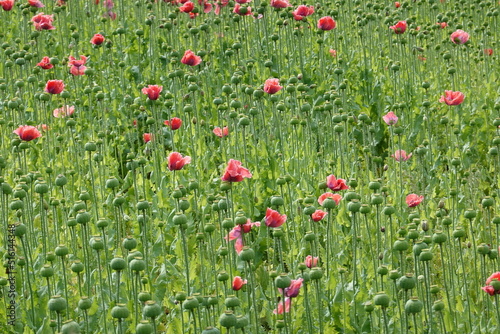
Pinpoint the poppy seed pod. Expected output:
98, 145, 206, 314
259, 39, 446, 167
40, 264, 54, 278
122, 236, 137, 250
393, 238, 409, 252
275, 274, 292, 289
136, 320, 154, 334
405, 297, 423, 314
173, 213, 188, 226
224, 295, 240, 308
183, 297, 199, 310
217, 271, 229, 282
61, 320, 80, 334
364, 301, 375, 313
310, 267, 323, 280
110, 257, 126, 271
452, 227, 466, 239
419, 249, 433, 261
71, 261, 84, 273
239, 247, 255, 262
374, 292, 390, 308
48, 295, 67, 313
129, 258, 146, 272
202, 327, 221, 334
78, 297, 92, 310
111, 304, 130, 319
89, 237, 104, 251
464, 209, 476, 219
55, 245, 69, 257
398, 274, 416, 290
219, 310, 237, 328
143, 300, 162, 318
14, 222, 27, 237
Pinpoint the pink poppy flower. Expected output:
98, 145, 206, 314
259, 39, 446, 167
265, 208, 286, 228
392, 150, 412, 162
292, 5, 314, 21
233, 3, 252, 16
37, 56, 53, 70
13, 125, 42, 141
439, 91, 464, 106
221, 159, 252, 182
406, 194, 424, 207
305, 255, 318, 268
45, 80, 64, 94
390, 21, 407, 34
317, 16, 336, 31
311, 210, 327, 222
225, 220, 260, 254
326, 175, 348, 191
143, 133, 152, 143
168, 152, 191, 171
450, 29, 469, 44
232, 276, 247, 291
31, 13, 55, 30
142, 85, 163, 100
273, 297, 291, 314
181, 50, 202, 66
90, 33, 105, 45
68, 55, 88, 76
53, 105, 75, 118
0, 0, 14, 11
164, 117, 182, 130
28, 0, 44, 7
318, 193, 342, 206
213, 126, 229, 137
270, 0, 291, 8
263, 78, 282, 94
383, 111, 398, 125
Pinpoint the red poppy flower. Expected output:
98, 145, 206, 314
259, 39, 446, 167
439, 91, 464, 106
437, 22, 447, 29
484, 48, 493, 56
232, 276, 247, 291
168, 152, 191, 171
329, 49, 337, 57
90, 33, 105, 45
225, 220, 260, 254
486, 272, 500, 285
179, 1, 194, 13
265, 208, 287, 228
143, 133, 152, 143
450, 29, 469, 44
273, 297, 291, 314
293, 5, 314, 21
142, 85, 163, 100
317, 16, 336, 31
213, 126, 229, 137
390, 21, 407, 34
305, 255, 318, 269
221, 159, 252, 182
233, 4, 252, 16
392, 150, 412, 162
181, 50, 202, 66
45, 80, 64, 94
318, 193, 342, 206
382, 111, 398, 125
270, 0, 291, 8
28, 0, 45, 7
37, 56, 53, 70
68, 55, 88, 76
31, 13, 55, 30
394, 1, 400, 8
406, 194, 424, 207
311, 210, 327, 222
13, 125, 42, 141
164, 117, 182, 130
263, 78, 282, 94
0, 0, 14, 11
53, 105, 75, 118
326, 175, 348, 191
482, 285, 496, 296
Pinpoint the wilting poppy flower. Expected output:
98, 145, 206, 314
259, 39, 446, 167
406, 194, 424, 207
179, 1, 194, 13
439, 91, 464, 106
221, 159, 252, 182
164, 117, 182, 130
390, 21, 407, 34
265, 208, 287, 228
392, 150, 412, 162
232, 276, 247, 291
233, 3, 252, 16
28, 0, 44, 7
181, 50, 202, 66
226, 220, 260, 254
0, 0, 14, 11
317, 16, 336, 31
383, 111, 398, 125
90, 33, 105, 45
13, 125, 42, 141
326, 174, 348, 191
270, 0, 291, 8
281, 278, 303, 298
142, 85, 163, 100
68, 55, 88, 76
37, 56, 53, 70
143, 133, 152, 143
263, 78, 282, 94
273, 297, 291, 314
45, 80, 64, 94
168, 152, 191, 171
213, 126, 229, 137
318, 192, 342, 206
482, 272, 500, 296
292, 5, 314, 21
31, 13, 55, 30
53, 105, 75, 118
484, 48, 493, 56
311, 210, 327, 222
305, 255, 318, 268
450, 29, 469, 44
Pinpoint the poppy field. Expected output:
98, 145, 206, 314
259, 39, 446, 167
0, 0, 499, 333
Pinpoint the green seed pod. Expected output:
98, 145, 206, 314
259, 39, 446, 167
464, 209, 476, 219
137, 200, 149, 211
239, 247, 255, 262
452, 227, 466, 239
218, 247, 228, 257
489, 249, 498, 260
222, 218, 234, 230
304, 232, 316, 242
275, 273, 292, 289
129, 258, 146, 272
136, 320, 154, 334
303, 205, 316, 216
389, 270, 401, 281
322, 198, 337, 209
235, 315, 249, 329
432, 231, 447, 244
412, 242, 428, 256
364, 301, 375, 313
405, 297, 423, 314
175, 291, 187, 302
482, 197, 494, 208
138, 291, 152, 303
76, 211, 91, 224
143, 300, 162, 318
344, 192, 360, 201
48, 295, 67, 313
123, 236, 138, 250
478, 243, 490, 255
377, 266, 389, 276
55, 245, 69, 257
113, 195, 126, 206
310, 267, 323, 280
271, 196, 285, 207
14, 223, 27, 237
398, 274, 416, 290
383, 205, 396, 216
360, 204, 371, 214
34, 181, 49, 194
393, 238, 409, 252
173, 213, 188, 226
71, 261, 84, 273
183, 297, 199, 310
374, 292, 390, 308
110, 257, 126, 271
219, 310, 237, 328
90, 237, 104, 251
347, 199, 361, 213
224, 295, 240, 308
111, 304, 130, 319
419, 249, 433, 262
442, 216, 452, 226
78, 297, 92, 310
40, 264, 54, 278
202, 327, 221, 334
9, 200, 23, 211
96, 218, 109, 229
61, 320, 80, 334
217, 271, 229, 282
371, 194, 383, 205
204, 223, 216, 233
430, 285, 440, 294
433, 300, 445, 312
